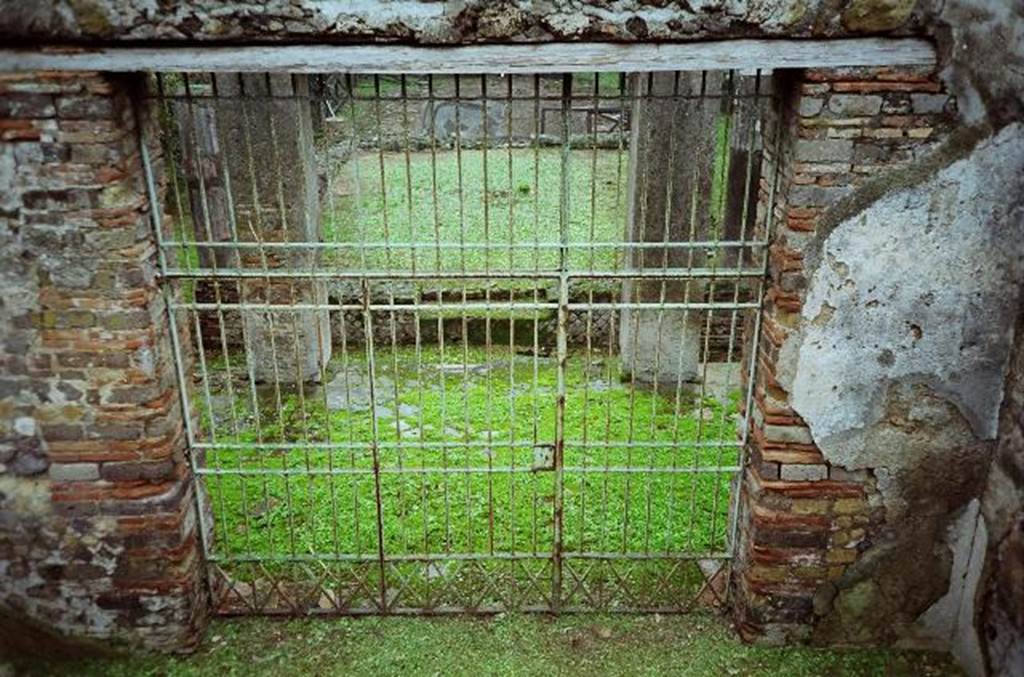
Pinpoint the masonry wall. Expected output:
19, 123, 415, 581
969, 304, 1024, 676
732, 61, 1024, 659
733, 64, 965, 642
0, 71, 206, 653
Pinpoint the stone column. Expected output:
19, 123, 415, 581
0, 72, 206, 653
177, 73, 330, 383
619, 72, 723, 388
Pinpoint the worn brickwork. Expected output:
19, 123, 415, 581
0, 71, 206, 652
731, 65, 956, 643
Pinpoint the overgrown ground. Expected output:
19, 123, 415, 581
20, 614, 960, 677
183, 140, 746, 609
201, 346, 741, 562
197, 343, 742, 612
322, 147, 629, 275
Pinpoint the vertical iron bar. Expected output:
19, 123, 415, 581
236, 75, 276, 567
362, 278, 389, 612
643, 71, 683, 556
506, 74, 518, 556
531, 73, 541, 559
133, 87, 215, 606
481, 74, 496, 557
730, 71, 781, 555
552, 72, 573, 613
716, 71, 761, 554
180, 74, 228, 557
210, 73, 253, 558
703, 71, 734, 554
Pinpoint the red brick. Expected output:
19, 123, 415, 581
758, 478, 866, 499
832, 81, 942, 94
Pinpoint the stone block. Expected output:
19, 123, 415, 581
788, 184, 852, 207
48, 462, 100, 482
825, 548, 859, 564
834, 497, 868, 514
56, 96, 116, 120
763, 424, 814, 445
827, 94, 883, 117
619, 307, 704, 387
794, 139, 854, 163
829, 466, 870, 482
799, 97, 824, 117
780, 464, 829, 481
910, 93, 949, 114
100, 459, 176, 482
0, 94, 56, 119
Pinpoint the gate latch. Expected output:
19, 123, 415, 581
532, 444, 555, 471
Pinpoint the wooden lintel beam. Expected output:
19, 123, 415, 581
0, 39, 936, 74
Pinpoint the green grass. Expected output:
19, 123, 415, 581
323, 148, 628, 276
24, 614, 960, 677
197, 344, 742, 608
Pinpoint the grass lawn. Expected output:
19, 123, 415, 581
22, 614, 961, 677
197, 344, 743, 610
322, 148, 629, 275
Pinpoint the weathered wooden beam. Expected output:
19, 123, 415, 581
0, 38, 935, 74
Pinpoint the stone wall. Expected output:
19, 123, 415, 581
0, 0, 933, 44
730, 64, 989, 644
971, 309, 1024, 676
0, 71, 206, 653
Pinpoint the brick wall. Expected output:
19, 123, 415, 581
731, 65, 955, 643
0, 72, 206, 652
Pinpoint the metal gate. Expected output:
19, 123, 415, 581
141, 69, 780, 614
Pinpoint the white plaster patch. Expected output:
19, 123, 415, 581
792, 123, 1024, 453
13, 416, 36, 436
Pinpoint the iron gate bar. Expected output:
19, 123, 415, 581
158, 239, 769, 249
142, 67, 779, 615
174, 301, 761, 311
192, 440, 741, 450
161, 267, 767, 279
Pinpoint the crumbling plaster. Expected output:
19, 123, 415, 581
778, 122, 1024, 646
789, 122, 1024, 458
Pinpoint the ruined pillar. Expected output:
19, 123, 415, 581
619, 72, 723, 387
176, 73, 330, 383
730, 66, 971, 645
0, 71, 206, 653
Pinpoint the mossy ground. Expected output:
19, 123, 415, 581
322, 148, 629, 275
22, 614, 961, 677
201, 345, 742, 570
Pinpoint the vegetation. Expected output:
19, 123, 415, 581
322, 148, 628, 274
200, 346, 741, 565
28, 614, 960, 677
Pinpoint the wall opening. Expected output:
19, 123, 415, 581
142, 69, 781, 614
